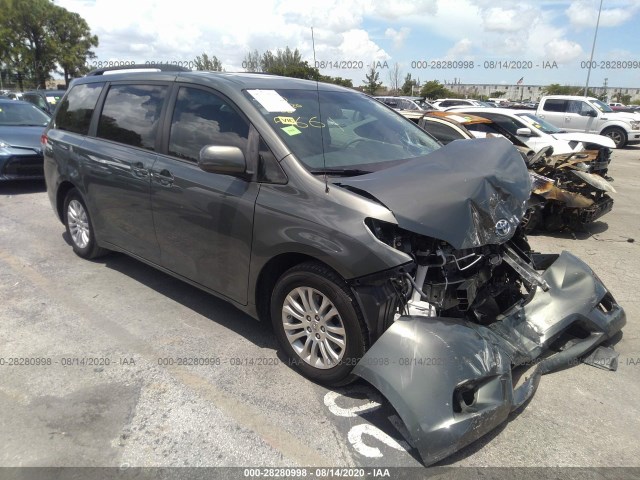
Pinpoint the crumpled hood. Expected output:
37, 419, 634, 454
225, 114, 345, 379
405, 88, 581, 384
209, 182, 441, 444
0, 126, 45, 151
553, 132, 615, 149
338, 138, 531, 249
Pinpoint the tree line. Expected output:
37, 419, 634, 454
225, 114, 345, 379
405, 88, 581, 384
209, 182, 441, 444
3, 2, 626, 103
194, 47, 353, 88
0, 0, 98, 90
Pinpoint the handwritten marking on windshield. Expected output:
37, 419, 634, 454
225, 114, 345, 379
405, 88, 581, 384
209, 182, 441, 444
274, 116, 325, 129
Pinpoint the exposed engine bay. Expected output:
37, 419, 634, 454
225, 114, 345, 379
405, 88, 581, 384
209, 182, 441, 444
336, 139, 625, 466
366, 218, 541, 326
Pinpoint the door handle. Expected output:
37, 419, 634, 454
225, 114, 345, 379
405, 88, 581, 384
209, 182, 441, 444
154, 169, 174, 186
132, 161, 149, 177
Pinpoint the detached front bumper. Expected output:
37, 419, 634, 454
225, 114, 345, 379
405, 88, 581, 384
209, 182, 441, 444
353, 251, 625, 466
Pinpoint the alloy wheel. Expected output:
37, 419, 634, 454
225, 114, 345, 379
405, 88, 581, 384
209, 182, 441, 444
67, 199, 91, 249
281, 287, 346, 369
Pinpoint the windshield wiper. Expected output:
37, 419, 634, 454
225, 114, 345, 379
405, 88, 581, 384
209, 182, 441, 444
309, 168, 372, 177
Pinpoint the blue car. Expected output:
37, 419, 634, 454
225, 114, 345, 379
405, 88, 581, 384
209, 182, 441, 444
0, 99, 50, 181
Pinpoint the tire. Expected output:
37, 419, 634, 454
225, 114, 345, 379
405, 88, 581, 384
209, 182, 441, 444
270, 262, 367, 386
602, 127, 627, 148
63, 189, 108, 259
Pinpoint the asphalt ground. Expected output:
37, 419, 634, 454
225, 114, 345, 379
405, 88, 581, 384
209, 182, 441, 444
0, 146, 639, 472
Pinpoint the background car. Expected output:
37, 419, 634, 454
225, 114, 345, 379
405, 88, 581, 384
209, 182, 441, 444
0, 98, 50, 180
455, 107, 615, 154
5, 92, 24, 100
432, 98, 490, 110
374, 96, 434, 111
536, 95, 640, 148
21, 89, 66, 115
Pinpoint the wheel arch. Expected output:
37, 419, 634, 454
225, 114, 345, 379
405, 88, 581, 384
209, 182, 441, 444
254, 252, 343, 323
55, 181, 79, 222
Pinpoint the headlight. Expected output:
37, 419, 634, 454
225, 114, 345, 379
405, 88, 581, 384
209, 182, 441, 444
630, 121, 640, 130
0, 138, 10, 148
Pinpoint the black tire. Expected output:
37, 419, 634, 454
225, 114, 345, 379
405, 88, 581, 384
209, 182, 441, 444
270, 262, 367, 386
602, 127, 627, 148
63, 189, 109, 259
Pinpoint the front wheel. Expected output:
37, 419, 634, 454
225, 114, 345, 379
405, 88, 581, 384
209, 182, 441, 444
602, 127, 627, 148
270, 262, 367, 386
63, 189, 109, 259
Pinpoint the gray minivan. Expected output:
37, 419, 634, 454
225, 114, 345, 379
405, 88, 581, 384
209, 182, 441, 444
43, 66, 625, 465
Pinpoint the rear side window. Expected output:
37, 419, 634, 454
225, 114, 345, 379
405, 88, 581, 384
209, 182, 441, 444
542, 99, 567, 112
168, 87, 249, 162
55, 83, 103, 135
97, 84, 167, 150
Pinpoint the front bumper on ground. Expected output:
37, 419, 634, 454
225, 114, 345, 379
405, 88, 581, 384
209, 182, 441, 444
353, 251, 625, 466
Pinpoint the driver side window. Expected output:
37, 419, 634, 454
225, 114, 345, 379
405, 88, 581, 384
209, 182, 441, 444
168, 87, 249, 162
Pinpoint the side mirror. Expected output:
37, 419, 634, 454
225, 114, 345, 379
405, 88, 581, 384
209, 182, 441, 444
516, 127, 533, 137
586, 109, 598, 117
198, 145, 246, 175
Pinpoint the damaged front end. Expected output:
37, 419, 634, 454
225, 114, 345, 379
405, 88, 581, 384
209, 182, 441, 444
524, 149, 615, 232
338, 139, 625, 466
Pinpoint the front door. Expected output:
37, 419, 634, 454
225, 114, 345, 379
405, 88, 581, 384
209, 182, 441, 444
150, 85, 259, 305
563, 100, 598, 133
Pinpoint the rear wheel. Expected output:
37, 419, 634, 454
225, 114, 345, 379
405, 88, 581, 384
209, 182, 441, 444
270, 262, 367, 386
602, 127, 627, 148
63, 189, 108, 259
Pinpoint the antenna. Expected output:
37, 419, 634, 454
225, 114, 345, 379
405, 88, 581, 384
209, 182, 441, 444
311, 27, 329, 194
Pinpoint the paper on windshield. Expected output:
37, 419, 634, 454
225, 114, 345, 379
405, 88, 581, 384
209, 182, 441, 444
248, 90, 296, 113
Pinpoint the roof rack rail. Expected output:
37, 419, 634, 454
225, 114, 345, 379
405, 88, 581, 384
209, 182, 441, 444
86, 63, 192, 76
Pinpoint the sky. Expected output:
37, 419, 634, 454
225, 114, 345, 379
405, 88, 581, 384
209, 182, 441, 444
54, 0, 640, 88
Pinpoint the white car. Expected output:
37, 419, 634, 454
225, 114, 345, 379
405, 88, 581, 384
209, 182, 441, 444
431, 98, 490, 110
455, 108, 615, 154
537, 96, 640, 148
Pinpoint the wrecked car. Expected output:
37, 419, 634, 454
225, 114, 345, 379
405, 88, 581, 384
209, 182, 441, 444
524, 147, 616, 231
402, 110, 616, 232
44, 68, 625, 466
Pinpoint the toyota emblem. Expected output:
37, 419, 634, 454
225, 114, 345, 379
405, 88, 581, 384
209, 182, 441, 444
495, 219, 511, 237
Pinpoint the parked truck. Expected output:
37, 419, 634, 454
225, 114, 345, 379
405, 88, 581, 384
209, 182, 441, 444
536, 95, 640, 148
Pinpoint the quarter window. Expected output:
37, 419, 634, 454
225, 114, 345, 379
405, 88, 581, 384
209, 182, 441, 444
55, 83, 104, 135
168, 87, 249, 162
96, 84, 167, 150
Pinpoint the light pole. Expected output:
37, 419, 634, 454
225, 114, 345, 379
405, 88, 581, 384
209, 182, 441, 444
584, 0, 604, 97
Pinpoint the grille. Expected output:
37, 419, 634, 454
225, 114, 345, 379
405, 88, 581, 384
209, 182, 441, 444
1, 154, 43, 177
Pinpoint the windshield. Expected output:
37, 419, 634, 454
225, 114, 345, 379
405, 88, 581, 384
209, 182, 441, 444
591, 98, 613, 113
0, 102, 50, 126
245, 89, 440, 173
516, 112, 563, 134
